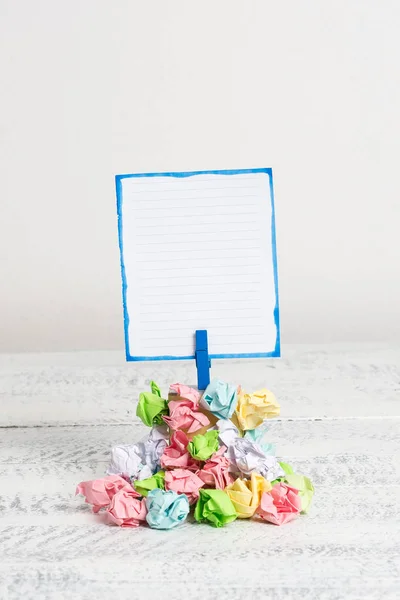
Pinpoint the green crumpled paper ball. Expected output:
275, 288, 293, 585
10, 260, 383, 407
136, 381, 168, 427
194, 488, 237, 527
134, 470, 165, 497
187, 430, 219, 461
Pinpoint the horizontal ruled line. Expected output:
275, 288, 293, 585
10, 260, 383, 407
139, 295, 262, 303
136, 252, 260, 262
135, 229, 259, 239
141, 340, 264, 347
140, 262, 261, 272
138, 272, 259, 282
140, 266, 260, 273
141, 325, 266, 333
137, 289, 260, 297
140, 332, 265, 341
137, 279, 259, 297
139, 300, 262, 316
134, 246, 260, 255
138, 300, 262, 308
138, 344, 269, 350
135, 253, 260, 260
126, 184, 262, 194
134, 230, 260, 238
127, 187, 260, 194
133, 218, 258, 229
124, 176, 262, 182
139, 281, 260, 290
136, 250, 258, 262
134, 238, 260, 248
138, 255, 262, 262
138, 308, 263, 315
139, 316, 262, 325
130, 209, 258, 218
127, 199, 259, 208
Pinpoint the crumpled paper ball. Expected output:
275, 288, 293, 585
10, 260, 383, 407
169, 383, 201, 405
235, 388, 280, 430
160, 430, 200, 471
107, 444, 151, 481
227, 437, 284, 481
200, 380, 238, 420
76, 475, 133, 513
137, 381, 168, 427
164, 468, 204, 504
107, 425, 169, 481
225, 472, 271, 518
145, 488, 190, 530
197, 447, 233, 489
187, 430, 219, 461
134, 470, 165, 497
215, 419, 240, 448
163, 398, 210, 434
257, 483, 302, 526
133, 425, 169, 472
106, 489, 147, 527
194, 488, 237, 528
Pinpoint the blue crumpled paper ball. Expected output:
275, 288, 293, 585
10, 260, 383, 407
201, 379, 238, 420
145, 488, 190, 530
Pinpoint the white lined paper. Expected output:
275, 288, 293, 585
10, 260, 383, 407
119, 171, 278, 358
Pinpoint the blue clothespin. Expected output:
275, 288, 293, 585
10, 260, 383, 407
195, 330, 211, 391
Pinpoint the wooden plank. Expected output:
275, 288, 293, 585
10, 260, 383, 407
1, 345, 399, 426
1, 419, 399, 463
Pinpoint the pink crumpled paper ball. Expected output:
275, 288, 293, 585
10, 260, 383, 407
164, 468, 205, 505
197, 447, 233, 490
257, 482, 302, 526
169, 383, 201, 406
75, 475, 134, 513
163, 399, 210, 434
106, 489, 147, 528
160, 430, 200, 471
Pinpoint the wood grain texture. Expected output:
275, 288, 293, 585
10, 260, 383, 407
0, 346, 399, 599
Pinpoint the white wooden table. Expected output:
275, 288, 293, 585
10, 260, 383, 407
0, 345, 399, 599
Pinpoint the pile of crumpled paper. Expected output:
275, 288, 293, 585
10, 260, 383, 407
76, 380, 314, 529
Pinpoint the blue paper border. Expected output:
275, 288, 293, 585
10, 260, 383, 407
115, 168, 280, 361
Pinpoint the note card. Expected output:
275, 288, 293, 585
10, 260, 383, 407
115, 168, 280, 361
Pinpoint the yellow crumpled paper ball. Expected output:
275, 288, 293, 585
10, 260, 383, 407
235, 388, 280, 430
225, 473, 271, 518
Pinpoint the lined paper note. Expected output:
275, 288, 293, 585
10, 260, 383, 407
117, 169, 279, 359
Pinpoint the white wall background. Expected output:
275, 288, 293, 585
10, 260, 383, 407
1, 0, 399, 352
